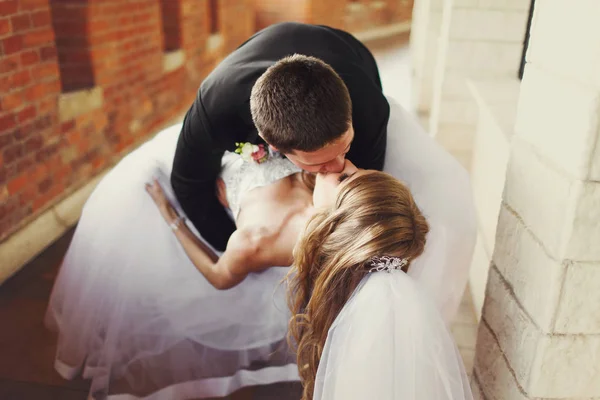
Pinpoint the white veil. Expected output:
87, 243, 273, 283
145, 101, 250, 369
313, 271, 473, 400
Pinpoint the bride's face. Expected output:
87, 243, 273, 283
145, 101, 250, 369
313, 160, 370, 208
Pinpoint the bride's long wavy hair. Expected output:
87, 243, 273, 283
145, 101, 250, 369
287, 171, 429, 400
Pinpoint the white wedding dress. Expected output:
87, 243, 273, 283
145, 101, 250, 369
45, 125, 302, 399
45, 98, 476, 399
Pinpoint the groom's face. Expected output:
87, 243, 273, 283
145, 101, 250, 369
283, 126, 354, 174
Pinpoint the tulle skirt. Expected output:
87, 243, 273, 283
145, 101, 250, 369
45, 124, 299, 399
45, 97, 476, 399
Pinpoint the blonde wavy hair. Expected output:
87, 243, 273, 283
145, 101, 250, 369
287, 171, 430, 400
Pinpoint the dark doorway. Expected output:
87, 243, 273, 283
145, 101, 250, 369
519, 0, 536, 80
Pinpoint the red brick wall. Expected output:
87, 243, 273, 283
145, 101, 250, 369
218, 0, 256, 55
1, 0, 62, 238
0, 0, 255, 241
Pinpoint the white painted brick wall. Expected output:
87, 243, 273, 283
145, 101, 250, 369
516, 64, 600, 180
444, 41, 475, 70
446, 41, 523, 73
441, 68, 521, 103
469, 233, 490, 320
429, 3, 529, 140
482, 266, 542, 391
554, 261, 600, 334
454, 0, 478, 7
422, 36, 441, 93
470, 100, 510, 247
438, 99, 479, 124
441, 71, 470, 101
435, 122, 477, 150
527, 0, 600, 90
413, 11, 444, 114
434, 123, 477, 169
483, 248, 600, 399
529, 334, 600, 397
592, 140, 600, 181
493, 205, 564, 332
474, 318, 528, 400
563, 181, 600, 261
474, 1, 600, 398
449, 9, 528, 42
478, 0, 530, 11
503, 140, 574, 259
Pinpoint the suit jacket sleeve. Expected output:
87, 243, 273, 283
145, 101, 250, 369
170, 96, 237, 252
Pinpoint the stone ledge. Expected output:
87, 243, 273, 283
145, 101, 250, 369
468, 78, 518, 247
207, 33, 224, 53
353, 21, 412, 43
0, 173, 105, 285
468, 232, 490, 321
468, 78, 520, 139
58, 87, 104, 123
163, 49, 186, 73
467, 77, 520, 322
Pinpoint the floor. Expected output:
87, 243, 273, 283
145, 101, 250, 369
0, 34, 478, 399
0, 228, 303, 400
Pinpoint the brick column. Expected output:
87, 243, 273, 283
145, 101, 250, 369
409, 0, 444, 122
87, 1, 165, 150
253, 0, 309, 30
180, 0, 209, 54
308, 0, 348, 29
473, 1, 600, 398
218, 0, 255, 54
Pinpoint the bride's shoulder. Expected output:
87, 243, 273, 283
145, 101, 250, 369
229, 225, 278, 258
225, 224, 289, 273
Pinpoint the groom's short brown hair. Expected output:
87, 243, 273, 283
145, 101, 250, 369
250, 54, 352, 153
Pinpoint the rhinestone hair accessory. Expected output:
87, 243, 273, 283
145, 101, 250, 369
368, 256, 408, 273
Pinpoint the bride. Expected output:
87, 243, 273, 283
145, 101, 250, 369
148, 148, 474, 399
286, 169, 473, 400
45, 98, 475, 399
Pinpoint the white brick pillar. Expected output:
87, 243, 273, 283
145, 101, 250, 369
424, 0, 530, 168
410, 0, 445, 124
473, 1, 600, 399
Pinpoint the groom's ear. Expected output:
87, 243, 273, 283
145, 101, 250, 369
257, 131, 271, 147
258, 132, 285, 153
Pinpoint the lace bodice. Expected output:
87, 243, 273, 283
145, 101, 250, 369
220, 151, 302, 220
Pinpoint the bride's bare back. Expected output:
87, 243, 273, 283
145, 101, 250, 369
234, 172, 314, 267
148, 171, 315, 289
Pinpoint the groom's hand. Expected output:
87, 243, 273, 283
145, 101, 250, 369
215, 178, 229, 209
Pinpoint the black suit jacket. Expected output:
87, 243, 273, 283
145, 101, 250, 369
171, 22, 390, 251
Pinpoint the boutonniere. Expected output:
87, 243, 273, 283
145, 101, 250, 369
235, 142, 270, 164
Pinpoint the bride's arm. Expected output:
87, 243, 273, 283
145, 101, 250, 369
146, 179, 278, 290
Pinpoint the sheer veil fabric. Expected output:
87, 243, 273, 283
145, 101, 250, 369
313, 272, 474, 400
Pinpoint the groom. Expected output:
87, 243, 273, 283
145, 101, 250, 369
171, 22, 390, 251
